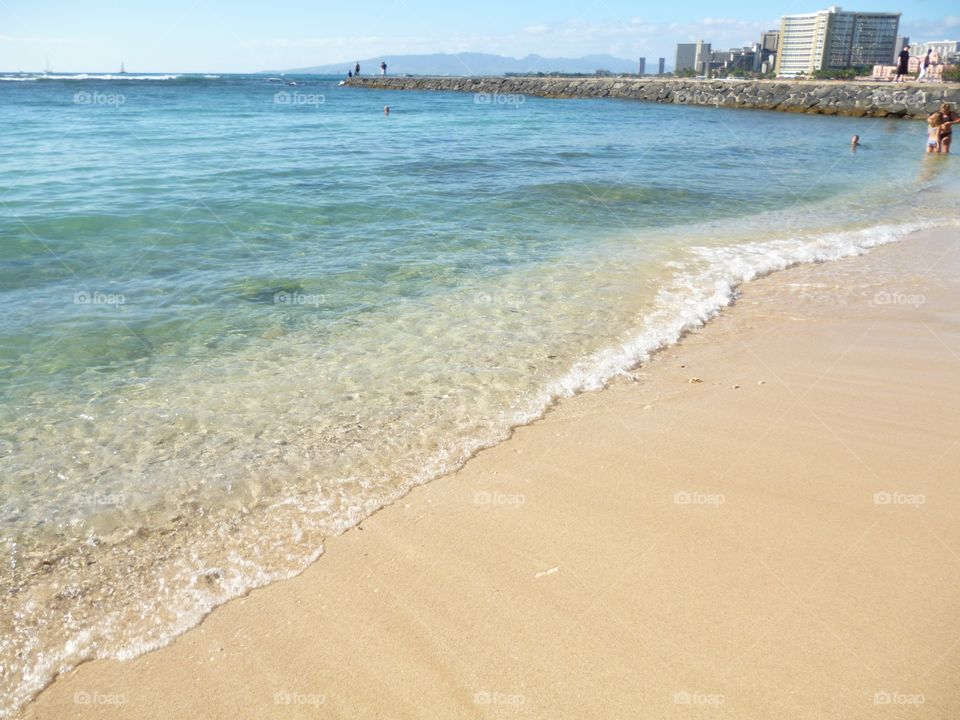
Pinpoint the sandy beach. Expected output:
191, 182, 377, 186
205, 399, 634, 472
22, 225, 960, 719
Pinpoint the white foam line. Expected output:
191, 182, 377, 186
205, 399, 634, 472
1, 74, 183, 81
543, 219, 953, 404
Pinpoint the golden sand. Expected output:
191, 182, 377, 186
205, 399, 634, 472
24, 228, 960, 719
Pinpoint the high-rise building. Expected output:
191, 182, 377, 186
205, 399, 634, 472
675, 40, 711, 74
658, 57, 666, 75
910, 40, 960, 60
894, 35, 910, 61
675, 44, 695, 73
756, 30, 781, 72
775, 6, 900, 77
702, 46, 758, 76
760, 30, 781, 53
638, 57, 646, 76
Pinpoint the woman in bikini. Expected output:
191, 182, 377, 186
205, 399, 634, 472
936, 103, 956, 154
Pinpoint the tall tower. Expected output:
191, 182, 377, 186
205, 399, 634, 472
776, 7, 900, 77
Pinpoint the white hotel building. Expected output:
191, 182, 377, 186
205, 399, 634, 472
776, 6, 900, 77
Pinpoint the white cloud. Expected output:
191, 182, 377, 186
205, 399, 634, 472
523, 25, 552, 37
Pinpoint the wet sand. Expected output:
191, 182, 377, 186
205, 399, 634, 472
23, 227, 960, 719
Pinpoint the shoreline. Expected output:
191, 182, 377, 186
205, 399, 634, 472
21, 222, 960, 719
344, 75, 960, 120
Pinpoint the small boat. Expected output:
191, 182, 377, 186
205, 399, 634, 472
119, 62, 127, 74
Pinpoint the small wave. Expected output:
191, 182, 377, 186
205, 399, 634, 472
63, 74, 181, 81
3, 74, 183, 81
543, 218, 955, 402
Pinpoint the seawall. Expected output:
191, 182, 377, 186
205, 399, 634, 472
344, 76, 960, 120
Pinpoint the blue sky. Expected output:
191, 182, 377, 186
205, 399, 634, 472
1, 1, 957, 72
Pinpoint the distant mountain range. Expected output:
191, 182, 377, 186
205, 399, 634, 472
277, 52, 653, 76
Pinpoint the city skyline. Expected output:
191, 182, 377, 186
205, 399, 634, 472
1, 0, 957, 73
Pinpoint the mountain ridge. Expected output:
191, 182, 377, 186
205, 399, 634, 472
275, 52, 662, 76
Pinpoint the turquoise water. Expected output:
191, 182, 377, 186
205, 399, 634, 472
0, 73, 957, 715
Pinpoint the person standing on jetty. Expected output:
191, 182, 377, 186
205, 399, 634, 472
355, 62, 361, 76
917, 50, 932, 83
380, 61, 387, 76
895, 44, 910, 82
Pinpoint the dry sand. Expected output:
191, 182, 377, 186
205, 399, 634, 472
23, 228, 960, 719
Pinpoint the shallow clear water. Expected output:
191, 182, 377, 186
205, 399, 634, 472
0, 72, 957, 716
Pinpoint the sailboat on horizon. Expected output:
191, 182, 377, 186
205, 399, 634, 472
119, 61, 126, 75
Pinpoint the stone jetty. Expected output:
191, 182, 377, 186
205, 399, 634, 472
345, 76, 960, 120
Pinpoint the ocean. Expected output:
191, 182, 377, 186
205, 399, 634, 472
0, 72, 957, 716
